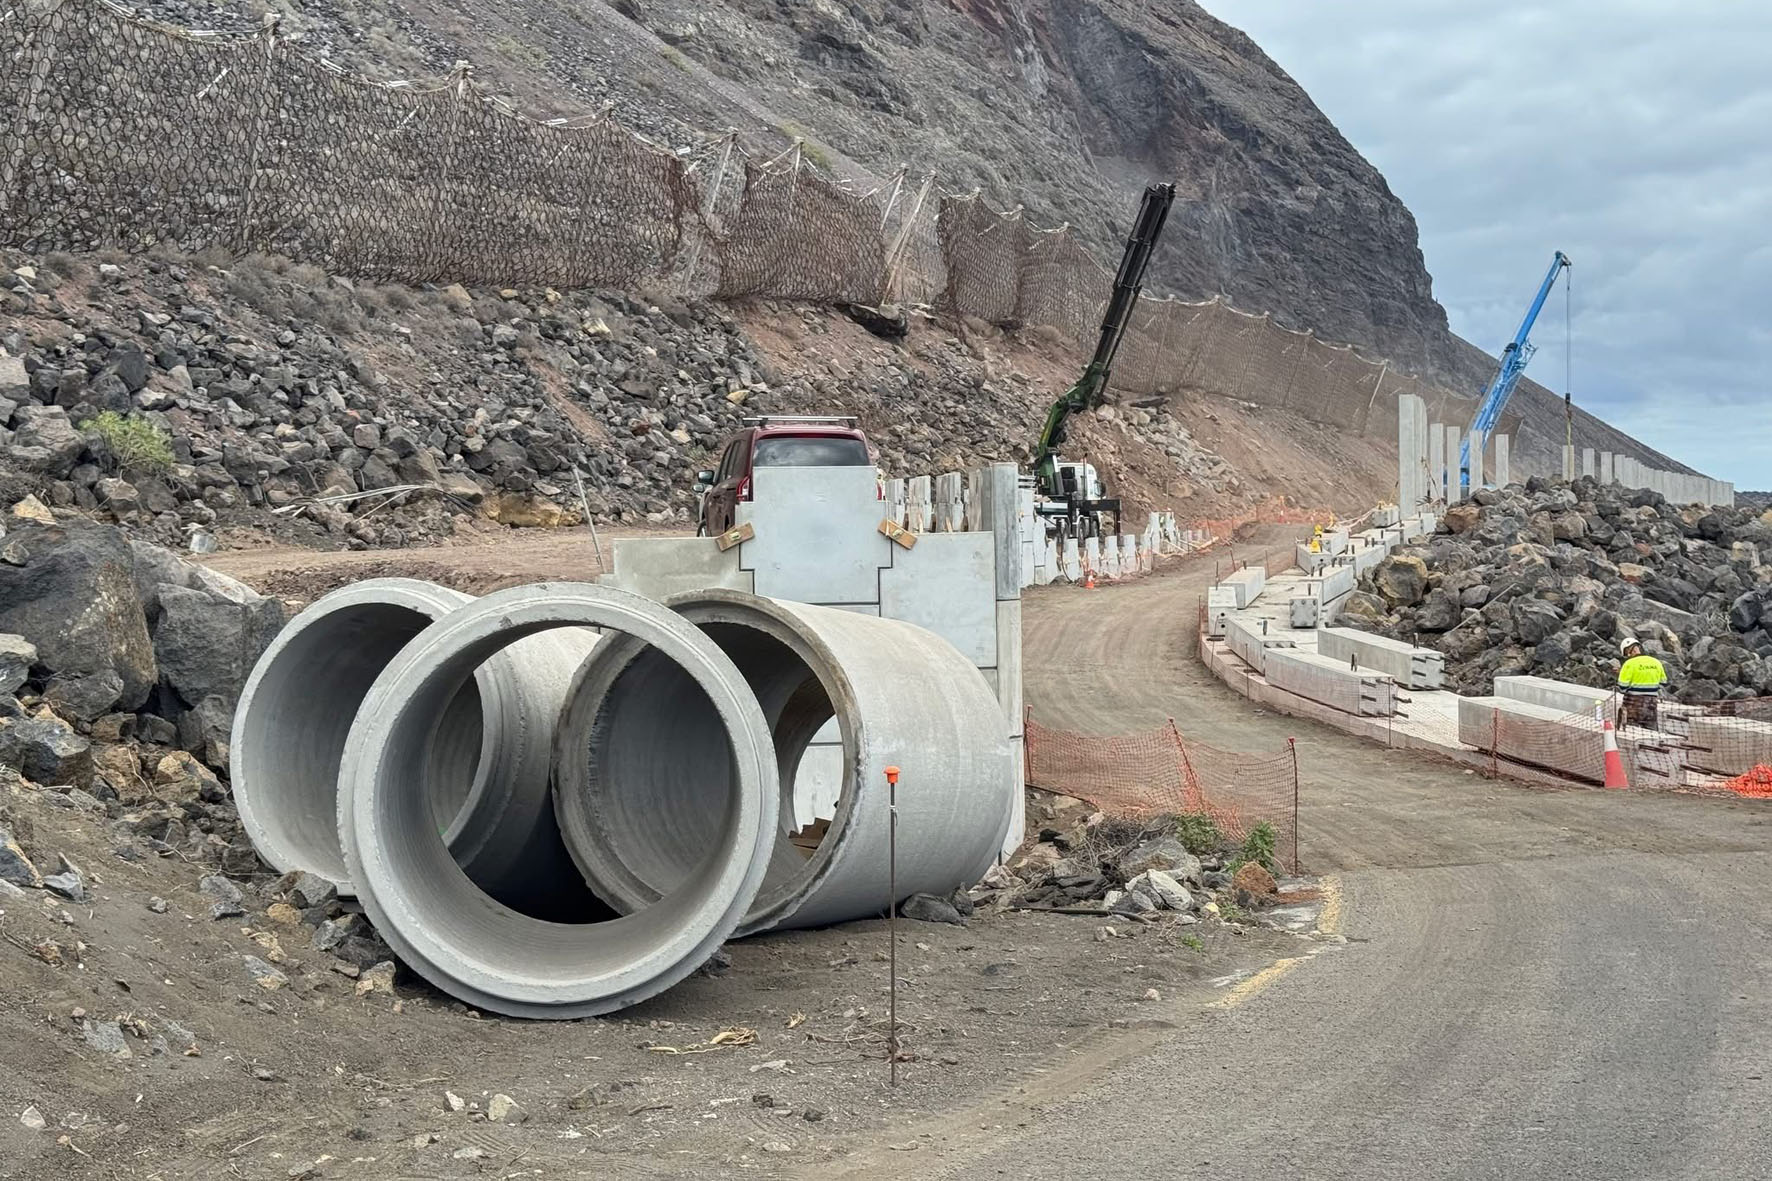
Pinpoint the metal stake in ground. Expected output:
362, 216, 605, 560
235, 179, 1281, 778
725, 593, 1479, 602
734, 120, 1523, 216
884, 763, 901, 1087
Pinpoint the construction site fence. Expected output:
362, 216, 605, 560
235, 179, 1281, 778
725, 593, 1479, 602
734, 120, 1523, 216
2, 0, 1472, 438
1023, 715, 1301, 874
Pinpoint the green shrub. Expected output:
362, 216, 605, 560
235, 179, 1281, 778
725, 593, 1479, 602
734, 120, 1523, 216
1238, 821, 1279, 875
1172, 812, 1222, 855
82, 411, 173, 475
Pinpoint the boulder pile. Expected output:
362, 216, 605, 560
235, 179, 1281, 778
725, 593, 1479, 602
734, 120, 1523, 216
1343, 477, 1772, 701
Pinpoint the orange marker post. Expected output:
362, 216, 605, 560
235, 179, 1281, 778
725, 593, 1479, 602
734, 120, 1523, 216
883, 765, 900, 1086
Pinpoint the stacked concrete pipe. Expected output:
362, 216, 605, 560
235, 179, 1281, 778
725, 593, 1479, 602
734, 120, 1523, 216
231, 578, 599, 913
553, 590, 1014, 935
338, 583, 780, 1018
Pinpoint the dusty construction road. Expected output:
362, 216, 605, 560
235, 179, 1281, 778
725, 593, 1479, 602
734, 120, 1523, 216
819, 535, 1772, 1180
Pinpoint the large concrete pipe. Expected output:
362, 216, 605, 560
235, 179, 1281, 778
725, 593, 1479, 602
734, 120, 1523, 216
231, 578, 598, 914
338, 583, 777, 1018
554, 591, 1014, 935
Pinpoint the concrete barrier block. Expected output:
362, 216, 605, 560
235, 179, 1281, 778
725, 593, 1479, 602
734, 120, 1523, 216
1206, 587, 1238, 638
1457, 695, 1632, 784
907, 474, 932, 533
1687, 715, 1772, 777
1226, 615, 1296, 675
1351, 541, 1385, 575
1494, 675, 1615, 720
1295, 544, 1331, 573
605, 537, 755, 600
934, 472, 964, 532
1264, 648, 1396, 716
1371, 506, 1401, 528
1221, 566, 1266, 607
1322, 529, 1350, 556
1313, 564, 1355, 604
1290, 597, 1320, 628
1317, 626, 1445, 690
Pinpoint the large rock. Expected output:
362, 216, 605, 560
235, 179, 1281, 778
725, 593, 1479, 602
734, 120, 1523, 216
7, 405, 86, 475
1415, 588, 1461, 632
0, 633, 35, 694
0, 822, 41, 888
152, 585, 285, 707
44, 669, 125, 723
1373, 554, 1429, 607
1119, 834, 1204, 883
0, 523, 156, 709
0, 715, 93, 784
1442, 504, 1482, 534
1512, 599, 1564, 644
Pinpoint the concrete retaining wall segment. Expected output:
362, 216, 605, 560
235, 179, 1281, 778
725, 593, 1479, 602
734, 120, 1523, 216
1263, 648, 1396, 716
1686, 715, 1772, 777
1493, 675, 1615, 720
1316, 626, 1444, 690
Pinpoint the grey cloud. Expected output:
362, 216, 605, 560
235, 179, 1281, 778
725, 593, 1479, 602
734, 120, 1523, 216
1204, 0, 1772, 486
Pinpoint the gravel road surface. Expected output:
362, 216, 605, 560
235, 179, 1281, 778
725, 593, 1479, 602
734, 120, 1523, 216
818, 536, 1772, 1179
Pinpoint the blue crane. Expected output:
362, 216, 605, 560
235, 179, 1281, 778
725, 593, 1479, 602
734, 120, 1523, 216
1461, 251, 1573, 485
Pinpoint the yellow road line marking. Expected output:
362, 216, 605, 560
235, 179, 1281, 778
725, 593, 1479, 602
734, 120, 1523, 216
1209, 874, 1345, 1011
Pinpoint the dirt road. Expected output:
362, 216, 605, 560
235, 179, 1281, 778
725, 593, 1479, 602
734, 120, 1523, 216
817, 540, 1772, 1179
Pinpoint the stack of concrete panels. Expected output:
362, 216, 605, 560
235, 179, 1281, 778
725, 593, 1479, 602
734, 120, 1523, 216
1220, 566, 1266, 608
1317, 627, 1445, 690
1264, 649, 1396, 716
1686, 715, 1772, 777
1457, 695, 1636, 784
1225, 616, 1297, 676
1494, 676, 1615, 721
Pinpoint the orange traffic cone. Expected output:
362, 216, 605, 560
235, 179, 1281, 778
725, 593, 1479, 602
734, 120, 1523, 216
1602, 719, 1630, 790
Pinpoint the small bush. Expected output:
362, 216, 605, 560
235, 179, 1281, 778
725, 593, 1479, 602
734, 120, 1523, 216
1238, 821, 1279, 875
82, 411, 173, 475
1172, 812, 1222, 855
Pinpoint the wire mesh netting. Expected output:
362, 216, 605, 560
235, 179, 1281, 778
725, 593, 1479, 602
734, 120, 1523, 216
1024, 715, 1299, 870
2, 0, 1482, 438
715, 156, 887, 304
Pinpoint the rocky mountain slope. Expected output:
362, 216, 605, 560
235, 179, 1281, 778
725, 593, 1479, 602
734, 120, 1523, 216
1347, 479, 1772, 701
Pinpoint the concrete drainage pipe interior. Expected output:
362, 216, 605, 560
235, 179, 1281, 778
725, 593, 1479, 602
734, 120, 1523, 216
231, 578, 602, 919
339, 584, 778, 1019
554, 590, 1015, 936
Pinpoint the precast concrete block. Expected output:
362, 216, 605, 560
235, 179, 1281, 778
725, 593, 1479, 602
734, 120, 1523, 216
606, 538, 756, 601
1561, 443, 1575, 481
886, 478, 906, 527
792, 718, 844, 833
1083, 536, 1102, 576
1313, 563, 1356, 604
1295, 544, 1330, 573
1018, 484, 1038, 589
906, 475, 932, 532
1221, 565, 1266, 607
1468, 429, 1484, 493
1582, 448, 1596, 479
1206, 587, 1237, 638
1495, 435, 1511, 487
977, 463, 1022, 601
1322, 529, 1350, 556
934, 472, 964, 532
1226, 615, 1296, 675
994, 598, 1024, 736
1428, 426, 1445, 504
1062, 538, 1081, 581
1119, 534, 1138, 574
964, 468, 986, 532
1457, 695, 1634, 784
1444, 425, 1462, 502
878, 530, 997, 667
1687, 715, 1772, 777
1317, 626, 1445, 690
738, 466, 893, 604
1372, 506, 1401, 528
1264, 648, 1396, 716
1493, 675, 1616, 720
1290, 597, 1320, 628
1600, 452, 1614, 484
1351, 540, 1385, 575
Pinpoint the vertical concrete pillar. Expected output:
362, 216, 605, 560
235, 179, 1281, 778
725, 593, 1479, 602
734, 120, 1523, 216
1427, 425, 1445, 506
1561, 444, 1575, 481
1397, 393, 1422, 510
1445, 425, 1463, 501
1600, 452, 1614, 485
1467, 429, 1484, 494
886, 478, 907, 526
1582, 448, 1596, 479
933, 472, 963, 532
1496, 435, 1511, 487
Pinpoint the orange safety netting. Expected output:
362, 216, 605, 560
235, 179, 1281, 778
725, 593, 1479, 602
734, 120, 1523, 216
1023, 715, 1299, 870
1721, 766, 1772, 799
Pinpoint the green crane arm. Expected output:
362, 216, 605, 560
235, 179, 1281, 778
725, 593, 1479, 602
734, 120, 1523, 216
1034, 182, 1176, 498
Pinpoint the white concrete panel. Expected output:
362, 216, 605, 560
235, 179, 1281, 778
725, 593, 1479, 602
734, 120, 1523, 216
1495, 435, 1511, 487
1494, 675, 1614, 720
906, 474, 932, 532
791, 725, 844, 833
980, 463, 1022, 601
877, 531, 998, 667
605, 537, 755, 601
1444, 425, 1462, 502
738, 465, 892, 604
1561, 444, 1575, 481
1582, 448, 1596, 479
934, 472, 964, 532
1062, 538, 1081, 581
886, 478, 906, 527
1222, 566, 1266, 608
1428, 426, 1445, 505
1600, 452, 1614, 484
995, 599, 1023, 736
1468, 429, 1484, 493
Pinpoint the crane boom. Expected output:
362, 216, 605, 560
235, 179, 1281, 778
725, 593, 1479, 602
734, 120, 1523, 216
1460, 250, 1572, 480
1034, 182, 1176, 497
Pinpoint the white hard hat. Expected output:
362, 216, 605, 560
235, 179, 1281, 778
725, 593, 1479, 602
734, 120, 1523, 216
1619, 636, 1640, 655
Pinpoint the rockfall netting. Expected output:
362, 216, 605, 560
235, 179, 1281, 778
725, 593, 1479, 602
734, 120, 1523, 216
1, 0, 1475, 436
1023, 716, 1300, 872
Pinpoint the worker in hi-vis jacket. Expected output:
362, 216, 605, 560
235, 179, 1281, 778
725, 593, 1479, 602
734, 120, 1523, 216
1616, 636, 1669, 730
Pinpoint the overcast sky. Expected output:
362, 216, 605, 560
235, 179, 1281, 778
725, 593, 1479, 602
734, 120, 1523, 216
1202, 0, 1771, 488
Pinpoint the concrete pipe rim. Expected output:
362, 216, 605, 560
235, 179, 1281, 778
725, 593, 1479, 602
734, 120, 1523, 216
231, 577, 490, 896
339, 582, 778, 1018
552, 588, 862, 938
